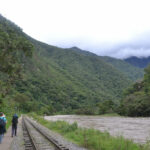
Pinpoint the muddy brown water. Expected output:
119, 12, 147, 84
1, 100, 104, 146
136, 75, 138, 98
45, 115, 150, 144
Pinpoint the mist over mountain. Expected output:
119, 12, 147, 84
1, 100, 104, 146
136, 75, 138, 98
70, 44, 150, 70
73, 32, 150, 59
2, 0, 150, 60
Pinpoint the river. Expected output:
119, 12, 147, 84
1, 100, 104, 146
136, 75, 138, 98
44, 115, 150, 144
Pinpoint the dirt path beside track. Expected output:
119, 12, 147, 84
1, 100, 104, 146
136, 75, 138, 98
0, 126, 13, 150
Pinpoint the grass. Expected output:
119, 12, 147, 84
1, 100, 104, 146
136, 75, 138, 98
99, 113, 121, 117
6, 115, 12, 129
29, 113, 150, 150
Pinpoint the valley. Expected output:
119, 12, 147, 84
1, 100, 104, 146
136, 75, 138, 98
1, 1, 150, 149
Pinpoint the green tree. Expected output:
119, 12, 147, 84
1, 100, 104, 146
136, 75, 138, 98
0, 21, 34, 97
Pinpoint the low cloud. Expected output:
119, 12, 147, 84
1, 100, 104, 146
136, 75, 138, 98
107, 48, 150, 59
47, 32, 150, 59
79, 32, 150, 59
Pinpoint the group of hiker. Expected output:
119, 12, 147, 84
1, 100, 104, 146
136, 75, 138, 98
0, 112, 18, 144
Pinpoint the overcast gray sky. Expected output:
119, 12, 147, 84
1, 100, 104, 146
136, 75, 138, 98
1, 0, 150, 58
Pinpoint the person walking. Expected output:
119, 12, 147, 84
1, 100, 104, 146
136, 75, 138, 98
0, 112, 5, 143
2, 113, 7, 136
11, 114, 18, 137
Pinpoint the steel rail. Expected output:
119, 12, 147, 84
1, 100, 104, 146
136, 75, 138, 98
22, 117, 39, 150
24, 117, 69, 150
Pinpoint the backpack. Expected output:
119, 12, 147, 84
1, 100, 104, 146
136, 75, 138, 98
0, 118, 5, 128
12, 116, 18, 124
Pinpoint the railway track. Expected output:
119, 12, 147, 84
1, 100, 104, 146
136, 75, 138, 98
22, 117, 69, 150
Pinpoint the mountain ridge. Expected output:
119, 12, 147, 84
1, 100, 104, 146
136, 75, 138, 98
69, 47, 144, 81
0, 14, 144, 114
124, 56, 150, 68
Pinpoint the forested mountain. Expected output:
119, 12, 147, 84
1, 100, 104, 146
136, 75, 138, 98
70, 47, 144, 81
19, 41, 131, 113
119, 65, 150, 117
125, 56, 150, 68
0, 14, 34, 115
0, 14, 144, 115
101, 56, 144, 81
120, 56, 150, 117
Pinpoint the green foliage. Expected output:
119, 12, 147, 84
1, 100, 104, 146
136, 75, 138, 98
0, 14, 143, 115
144, 66, 150, 94
75, 106, 99, 115
0, 15, 34, 99
98, 100, 115, 114
0, 15, 34, 118
16, 41, 133, 113
119, 65, 150, 116
13, 93, 32, 112
101, 56, 144, 81
30, 113, 149, 150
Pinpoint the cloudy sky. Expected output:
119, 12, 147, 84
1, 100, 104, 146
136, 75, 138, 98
1, 0, 150, 58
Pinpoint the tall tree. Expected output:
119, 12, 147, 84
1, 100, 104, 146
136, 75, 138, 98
0, 15, 34, 97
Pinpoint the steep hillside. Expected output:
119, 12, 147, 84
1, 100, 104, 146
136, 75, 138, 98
18, 41, 132, 111
0, 14, 34, 114
70, 47, 144, 81
124, 56, 150, 68
0, 14, 135, 114
101, 56, 144, 81
119, 65, 150, 117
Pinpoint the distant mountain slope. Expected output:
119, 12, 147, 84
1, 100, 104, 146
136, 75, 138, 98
70, 47, 144, 81
28, 42, 131, 99
0, 14, 138, 113
124, 56, 150, 68
70, 47, 96, 56
101, 56, 144, 81
18, 36, 134, 112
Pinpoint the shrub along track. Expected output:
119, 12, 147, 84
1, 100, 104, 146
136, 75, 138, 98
22, 117, 69, 150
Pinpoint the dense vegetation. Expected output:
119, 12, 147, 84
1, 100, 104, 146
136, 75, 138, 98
0, 14, 34, 121
0, 14, 145, 115
118, 65, 150, 116
101, 56, 144, 81
71, 47, 144, 81
30, 113, 150, 150
1, 12, 150, 150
